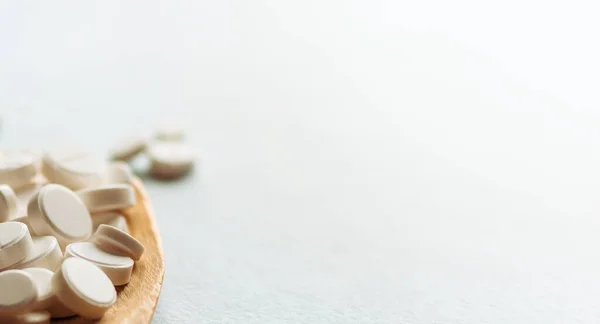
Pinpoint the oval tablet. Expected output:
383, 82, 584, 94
52, 257, 116, 319
92, 212, 129, 234
0, 185, 18, 222
27, 184, 92, 244
76, 184, 136, 213
0, 270, 38, 315
15, 236, 63, 271
0, 151, 38, 189
65, 242, 134, 286
93, 224, 144, 260
147, 142, 195, 179
0, 222, 35, 270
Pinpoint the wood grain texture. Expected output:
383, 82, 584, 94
55, 178, 165, 324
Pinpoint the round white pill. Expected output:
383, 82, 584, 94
0, 222, 34, 270
104, 162, 134, 184
92, 212, 129, 234
0, 151, 38, 190
0, 185, 18, 222
15, 236, 63, 271
27, 184, 92, 244
93, 224, 145, 260
147, 142, 195, 179
109, 136, 148, 162
52, 257, 116, 319
42, 151, 105, 190
65, 242, 134, 286
0, 270, 38, 315
20, 268, 75, 319
76, 184, 136, 213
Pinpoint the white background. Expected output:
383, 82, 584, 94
2, 1, 600, 323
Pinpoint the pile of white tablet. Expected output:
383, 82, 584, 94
0, 148, 145, 322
